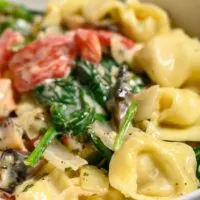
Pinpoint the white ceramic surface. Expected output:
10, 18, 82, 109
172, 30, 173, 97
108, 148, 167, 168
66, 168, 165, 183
9, 0, 47, 11
6, 0, 200, 199
142, 0, 200, 38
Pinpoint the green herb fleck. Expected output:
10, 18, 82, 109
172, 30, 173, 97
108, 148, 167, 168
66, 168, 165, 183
22, 184, 34, 192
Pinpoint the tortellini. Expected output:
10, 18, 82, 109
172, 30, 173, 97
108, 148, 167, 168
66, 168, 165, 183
109, 131, 198, 200
135, 29, 200, 87
158, 88, 200, 126
80, 165, 109, 194
134, 85, 160, 122
42, 0, 63, 27
15, 165, 114, 200
43, 0, 170, 42
80, 189, 125, 200
188, 38, 200, 82
135, 86, 200, 141
61, 0, 91, 29
119, 0, 170, 42
15, 168, 73, 200
81, 0, 123, 25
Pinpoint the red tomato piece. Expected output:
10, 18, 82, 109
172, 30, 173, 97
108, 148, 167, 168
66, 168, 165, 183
9, 29, 134, 92
62, 135, 70, 145
75, 29, 102, 64
96, 30, 135, 49
96, 30, 112, 46
10, 35, 76, 92
1, 194, 15, 200
0, 78, 16, 117
119, 36, 135, 49
0, 29, 24, 75
75, 29, 134, 63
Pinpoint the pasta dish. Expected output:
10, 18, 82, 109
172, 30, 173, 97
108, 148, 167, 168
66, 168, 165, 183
0, 0, 200, 199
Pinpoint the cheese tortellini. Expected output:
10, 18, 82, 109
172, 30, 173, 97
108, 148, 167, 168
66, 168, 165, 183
135, 86, 200, 141
109, 132, 198, 200
119, 0, 170, 42
43, 0, 170, 42
15, 165, 111, 200
135, 29, 200, 87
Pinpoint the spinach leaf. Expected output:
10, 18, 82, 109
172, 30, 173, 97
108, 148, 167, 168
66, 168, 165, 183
100, 55, 119, 85
194, 147, 200, 180
51, 103, 96, 136
75, 58, 110, 107
131, 74, 145, 93
34, 77, 80, 106
88, 131, 113, 161
34, 77, 95, 136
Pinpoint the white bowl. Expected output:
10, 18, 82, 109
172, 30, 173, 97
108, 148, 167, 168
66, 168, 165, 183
8, 0, 47, 11
142, 0, 200, 38
7, 0, 200, 199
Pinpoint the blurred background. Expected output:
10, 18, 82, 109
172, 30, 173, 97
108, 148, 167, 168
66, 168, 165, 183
143, 0, 200, 39
8, 0, 200, 38
8, 0, 46, 11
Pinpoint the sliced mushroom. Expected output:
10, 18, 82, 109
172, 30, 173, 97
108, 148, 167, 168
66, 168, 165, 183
107, 65, 133, 129
0, 150, 28, 193
108, 65, 145, 129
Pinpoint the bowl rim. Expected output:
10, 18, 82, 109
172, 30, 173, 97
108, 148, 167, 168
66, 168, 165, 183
178, 189, 200, 200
